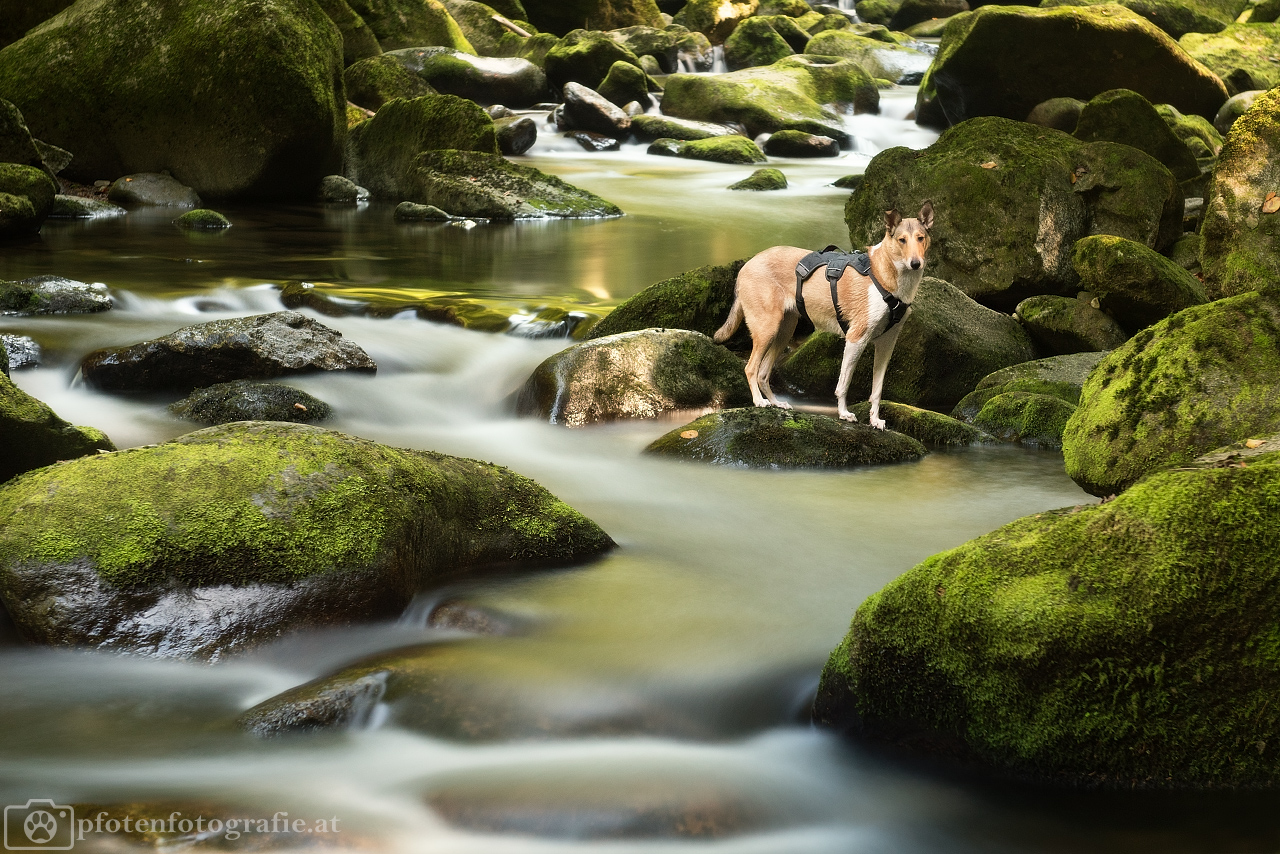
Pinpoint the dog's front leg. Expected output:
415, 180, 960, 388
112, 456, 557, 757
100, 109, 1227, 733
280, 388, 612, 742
867, 320, 906, 429
835, 336, 871, 422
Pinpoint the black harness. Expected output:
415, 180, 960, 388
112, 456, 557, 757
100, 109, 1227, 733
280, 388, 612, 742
794, 245, 911, 335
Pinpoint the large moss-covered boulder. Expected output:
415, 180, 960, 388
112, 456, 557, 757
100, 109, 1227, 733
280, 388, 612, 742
951, 351, 1104, 421
814, 446, 1280, 787
515, 329, 751, 426
545, 29, 643, 91
1181, 24, 1280, 93
587, 260, 749, 345
0, 0, 347, 200
776, 277, 1038, 410
645, 407, 927, 467
444, 0, 519, 56
0, 275, 112, 314
1014, 294, 1129, 354
1063, 291, 1280, 496
805, 30, 934, 84
0, 422, 613, 658
661, 55, 878, 142
80, 311, 378, 393
1072, 234, 1207, 331
522, 0, 664, 35
395, 149, 622, 219
723, 16, 811, 70
683, 0, 760, 43
1039, 0, 1246, 37
0, 372, 114, 483
608, 24, 714, 73
1199, 87, 1280, 300
346, 95, 498, 199
915, 5, 1227, 129
343, 55, 435, 110
347, 0, 474, 51
846, 117, 1183, 310
0, 98, 45, 174
0, 163, 56, 238
1073, 89, 1201, 182
383, 47, 548, 107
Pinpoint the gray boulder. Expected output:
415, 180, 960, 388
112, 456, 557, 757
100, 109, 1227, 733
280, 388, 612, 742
561, 82, 632, 136
495, 116, 538, 155
384, 47, 549, 108
0, 276, 112, 315
107, 173, 201, 207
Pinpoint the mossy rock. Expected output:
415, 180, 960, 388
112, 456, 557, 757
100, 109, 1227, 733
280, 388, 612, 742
645, 406, 927, 467
343, 55, 436, 111
400, 149, 622, 219
0, 0, 346, 201
849, 400, 995, 445
597, 60, 654, 108
346, 95, 498, 201
1181, 24, 1280, 93
586, 260, 749, 346
661, 54, 878, 142
1199, 87, 1280, 300
915, 5, 1228, 129
855, 0, 903, 25
0, 98, 46, 175
729, 168, 789, 190
1073, 88, 1201, 182
814, 447, 1280, 787
522, 0, 664, 36
347, 0, 474, 51
1072, 234, 1207, 332
0, 275, 112, 315
629, 115, 741, 142
80, 311, 378, 393
1015, 294, 1129, 354
1025, 97, 1085, 132
724, 16, 811, 70
607, 24, 714, 72
394, 201, 453, 220
314, 0, 382, 66
1155, 102, 1222, 157
383, 47, 548, 108
846, 116, 1183, 311
1039, 0, 1245, 37
444, 0, 516, 55
107, 173, 202, 207
683, 0, 760, 43
545, 29, 644, 91
950, 351, 1104, 421
318, 174, 368, 203
648, 135, 768, 163
169, 381, 333, 425
49, 195, 126, 218
0, 422, 613, 658
804, 30, 933, 84
760, 0, 815, 14
515, 328, 751, 426
0, 163, 56, 238
1062, 290, 1280, 496
174, 209, 231, 230
493, 31, 559, 67
970, 390, 1076, 448
776, 277, 1038, 410
0, 372, 114, 483
890, 0, 970, 31
1213, 89, 1263, 135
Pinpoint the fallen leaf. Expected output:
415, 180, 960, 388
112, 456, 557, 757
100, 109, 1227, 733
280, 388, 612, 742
981, 161, 998, 169
1246, 438, 1265, 448
294, 403, 308, 411
680, 430, 698, 439
1070, 173, 1077, 184
1263, 192, 1280, 214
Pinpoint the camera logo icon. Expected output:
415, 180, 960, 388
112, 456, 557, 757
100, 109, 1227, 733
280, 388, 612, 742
4, 801, 74, 850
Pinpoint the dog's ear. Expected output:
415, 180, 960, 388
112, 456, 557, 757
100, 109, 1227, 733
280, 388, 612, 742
884, 209, 902, 232
918, 200, 935, 230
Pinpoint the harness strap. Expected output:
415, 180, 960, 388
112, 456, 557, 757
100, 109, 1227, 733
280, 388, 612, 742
793, 246, 912, 335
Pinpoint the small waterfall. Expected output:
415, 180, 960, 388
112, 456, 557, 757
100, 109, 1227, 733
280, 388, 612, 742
711, 44, 727, 74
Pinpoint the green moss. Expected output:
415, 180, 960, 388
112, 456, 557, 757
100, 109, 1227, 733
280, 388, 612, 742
649, 135, 767, 164
0, 372, 115, 482
971, 391, 1077, 448
596, 60, 653, 108
1072, 234, 1207, 331
805, 29, 932, 83
348, 0, 474, 52
1041, 0, 1242, 36
855, 0, 902, 26
850, 401, 995, 445
545, 28, 643, 90
521, 0, 664, 36
174, 209, 231, 229
1015, 294, 1130, 354
0, 163, 56, 236
1181, 24, 1280, 91
344, 55, 435, 110
728, 167, 788, 190
683, 0, 759, 43
1073, 88, 1200, 181
313, 0, 382, 65
724, 16, 807, 70
816, 448, 1280, 787
587, 259, 749, 343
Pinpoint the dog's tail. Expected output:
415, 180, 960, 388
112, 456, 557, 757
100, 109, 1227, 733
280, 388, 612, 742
713, 297, 743, 343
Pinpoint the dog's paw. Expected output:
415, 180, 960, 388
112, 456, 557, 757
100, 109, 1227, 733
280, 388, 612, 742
838, 411, 857, 423
870, 417, 887, 430
774, 400, 793, 410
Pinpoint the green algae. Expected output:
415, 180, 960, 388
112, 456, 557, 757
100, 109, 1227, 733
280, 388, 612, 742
971, 391, 1077, 448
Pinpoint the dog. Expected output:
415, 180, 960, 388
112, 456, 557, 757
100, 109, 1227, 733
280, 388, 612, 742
713, 202, 934, 429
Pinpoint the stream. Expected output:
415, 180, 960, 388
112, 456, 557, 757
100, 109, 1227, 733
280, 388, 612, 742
3, 90, 1279, 853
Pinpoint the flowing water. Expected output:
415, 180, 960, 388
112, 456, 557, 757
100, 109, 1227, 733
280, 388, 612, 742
2, 93, 1278, 853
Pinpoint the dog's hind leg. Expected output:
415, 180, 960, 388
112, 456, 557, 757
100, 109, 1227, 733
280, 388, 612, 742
867, 321, 906, 430
835, 333, 873, 422
757, 312, 799, 408
743, 334, 772, 407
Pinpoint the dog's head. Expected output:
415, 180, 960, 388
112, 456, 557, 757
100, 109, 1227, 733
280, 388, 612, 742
883, 201, 934, 272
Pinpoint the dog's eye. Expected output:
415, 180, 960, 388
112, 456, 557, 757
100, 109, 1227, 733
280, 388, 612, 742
899, 237, 906, 243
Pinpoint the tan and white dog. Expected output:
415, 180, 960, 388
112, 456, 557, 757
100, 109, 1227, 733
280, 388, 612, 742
714, 202, 934, 429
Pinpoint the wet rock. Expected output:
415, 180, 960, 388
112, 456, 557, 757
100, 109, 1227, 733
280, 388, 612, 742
607, 24, 714, 72
445, 0, 517, 55
648, 136, 767, 164
597, 60, 654, 109
950, 351, 1103, 422
0, 422, 613, 659
662, 55, 877, 141
0, 371, 115, 483
915, 5, 1228, 129
728, 168, 788, 190
349, 0, 474, 51
832, 174, 862, 190
80, 311, 377, 393
495, 115, 538, 154
1072, 235, 1207, 332
568, 131, 621, 152
241, 674, 387, 735
383, 47, 549, 108
1213, 89, 1262, 135
317, 174, 368, 203
645, 407, 927, 468
629, 115, 741, 142
394, 201, 454, 220
343, 55, 437, 111
1026, 97, 1085, 132
890, 0, 969, 31
1014, 294, 1129, 355
516, 328, 750, 426
815, 447, 1280, 787
623, 100, 645, 117
805, 30, 934, 84
396, 149, 622, 219
0, 276, 112, 315
762, 130, 839, 157
723, 16, 809, 70
1073, 89, 1200, 183
546, 29, 644, 91
169, 381, 333, 425
1200, 88, 1280, 300
970, 390, 1076, 448
846, 116, 1183, 311
0, 335, 40, 371
562, 82, 632, 136
0, 0, 346, 200
0, 98, 46, 175
855, 0, 902, 25
1039, 0, 1243, 38
776, 278, 1038, 411
345, 94, 499, 200
587, 260, 750, 345
902, 15, 952, 36
683, 0, 759, 44
1063, 291, 1280, 496
427, 600, 529, 635
521, 0, 665, 36
848, 400, 995, 445
0, 163, 56, 237
48, 195, 126, 218
1181, 24, 1280, 94
106, 173, 201, 207
174, 209, 231, 230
